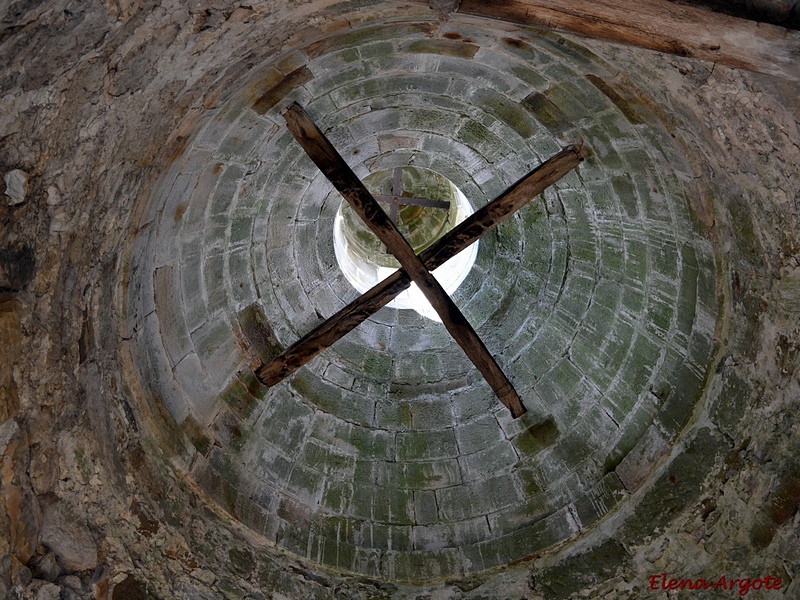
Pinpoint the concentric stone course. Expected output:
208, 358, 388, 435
125, 15, 718, 580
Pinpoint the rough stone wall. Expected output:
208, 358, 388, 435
0, 1, 798, 600
526, 47, 800, 599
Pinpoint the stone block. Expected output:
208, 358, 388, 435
322, 362, 355, 390
153, 262, 192, 366
450, 384, 498, 423
573, 472, 626, 527
382, 548, 464, 581
414, 490, 439, 525
709, 369, 753, 439
286, 462, 324, 504
615, 424, 670, 491
210, 406, 247, 452
3, 169, 28, 205
137, 312, 191, 424
126, 232, 156, 329
293, 372, 374, 426
210, 165, 244, 217
351, 546, 383, 578
396, 429, 458, 461
203, 250, 229, 313
407, 399, 453, 431
348, 482, 375, 520
622, 428, 728, 541
219, 112, 270, 159
473, 88, 536, 138
300, 439, 355, 478
459, 442, 518, 481
321, 480, 354, 513
586, 74, 643, 125
455, 413, 503, 455
190, 314, 244, 388
522, 91, 573, 135
456, 119, 508, 164
437, 474, 520, 521
478, 506, 577, 570
344, 426, 394, 460
305, 22, 434, 59
656, 362, 705, 438
374, 486, 414, 525
364, 523, 413, 551
385, 459, 462, 490
413, 515, 490, 551
535, 538, 630, 598
645, 295, 675, 338
276, 519, 309, 558
258, 388, 314, 456
180, 249, 208, 333
161, 173, 197, 228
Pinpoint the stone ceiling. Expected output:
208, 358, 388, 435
1, 1, 799, 599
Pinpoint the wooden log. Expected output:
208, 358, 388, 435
280, 103, 529, 416
257, 142, 584, 411
456, 0, 800, 82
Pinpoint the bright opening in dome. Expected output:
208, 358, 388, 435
333, 166, 478, 322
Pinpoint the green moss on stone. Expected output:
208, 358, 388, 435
220, 376, 260, 420
364, 352, 392, 380
536, 539, 630, 599
522, 91, 573, 134
512, 415, 559, 456
183, 416, 211, 456
474, 89, 536, 138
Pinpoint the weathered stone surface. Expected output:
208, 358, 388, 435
0, 0, 799, 598
615, 424, 670, 491
1, 419, 41, 565
39, 497, 98, 573
30, 552, 61, 582
3, 169, 28, 205
0, 299, 22, 421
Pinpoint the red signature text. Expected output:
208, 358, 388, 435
648, 573, 782, 596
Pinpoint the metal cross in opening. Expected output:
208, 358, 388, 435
374, 167, 451, 224
255, 102, 584, 418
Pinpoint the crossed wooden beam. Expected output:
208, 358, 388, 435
255, 102, 583, 418
374, 166, 451, 225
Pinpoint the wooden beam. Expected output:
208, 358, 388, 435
457, 0, 800, 82
281, 102, 527, 416
257, 144, 584, 402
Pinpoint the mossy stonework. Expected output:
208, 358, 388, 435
1, 1, 799, 599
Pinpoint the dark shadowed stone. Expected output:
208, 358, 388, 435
511, 415, 559, 455
237, 303, 284, 363
112, 574, 150, 600
535, 539, 630, 599
30, 551, 61, 582
0, 298, 22, 421
0, 243, 35, 291
615, 425, 670, 491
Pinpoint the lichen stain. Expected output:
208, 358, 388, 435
503, 37, 528, 50
514, 415, 559, 455
173, 203, 187, 222
131, 498, 160, 537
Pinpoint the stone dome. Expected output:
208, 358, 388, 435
1, 1, 799, 599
